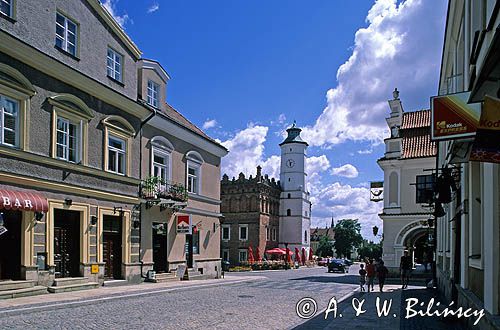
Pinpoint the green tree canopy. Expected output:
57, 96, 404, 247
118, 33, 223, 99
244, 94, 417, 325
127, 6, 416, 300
315, 235, 334, 258
333, 219, 363, 258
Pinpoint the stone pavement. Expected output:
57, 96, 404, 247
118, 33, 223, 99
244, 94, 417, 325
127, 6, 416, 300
0, 275, 261, 311
293, 284, 468, 330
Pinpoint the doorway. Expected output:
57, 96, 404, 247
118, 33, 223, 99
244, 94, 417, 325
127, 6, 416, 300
0, 211, 22, 280
54, 209, 80, 278
103, 215, 122, 279
152, 223, 168, 273
185, 234, 193, 268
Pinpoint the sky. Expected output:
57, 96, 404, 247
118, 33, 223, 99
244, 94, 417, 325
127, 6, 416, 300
103, 0, 448, 240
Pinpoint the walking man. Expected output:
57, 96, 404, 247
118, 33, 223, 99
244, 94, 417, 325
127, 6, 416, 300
365, 259, 376, 292
400, 250, 412, 289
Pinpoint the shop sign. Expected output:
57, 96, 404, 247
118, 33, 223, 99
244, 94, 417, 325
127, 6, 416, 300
0, 225, 7, 236
470, 95, 500, 163
431, 91, 481, 140
91, 264, 99, 274
0, 190, 49, 212
176, 215, 191, 234
370, 181, 383, 202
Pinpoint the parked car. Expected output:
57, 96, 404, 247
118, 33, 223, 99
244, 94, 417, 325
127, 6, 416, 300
328, 259, 349, 273
343, 259, 354, 266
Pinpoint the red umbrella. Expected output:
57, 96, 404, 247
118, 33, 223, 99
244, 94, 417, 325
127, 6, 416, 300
295, 247, 301, 264
248, 245, 255, 263
301, 248, 306, 266
309, 247, 314, 261
277, 248, 293, 255
266, 248, 285, 255
286, 247, 292, 263
256, 247, 262, 262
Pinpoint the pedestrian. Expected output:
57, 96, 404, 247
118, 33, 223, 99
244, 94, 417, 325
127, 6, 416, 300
377, 260, 388, 292
422, 251, 428, 272
400, 250, 412, 289
359, 263, 367, 292
365, 259, 376, 292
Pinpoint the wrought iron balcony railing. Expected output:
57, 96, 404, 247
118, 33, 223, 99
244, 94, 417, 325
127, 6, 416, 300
140, 177, 188, 203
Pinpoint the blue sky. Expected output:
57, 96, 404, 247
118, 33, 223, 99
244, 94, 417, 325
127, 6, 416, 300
103, 0, 448, 239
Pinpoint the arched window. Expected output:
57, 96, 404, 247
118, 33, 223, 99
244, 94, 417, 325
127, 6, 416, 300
389, 171, 399, 206
151, 136, 173, 183
287, 209, 291, 216
186, 151, 204, 194
287, 193, 291, 199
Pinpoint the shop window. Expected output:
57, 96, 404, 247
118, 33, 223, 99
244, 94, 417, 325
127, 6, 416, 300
193, 229, 200, 255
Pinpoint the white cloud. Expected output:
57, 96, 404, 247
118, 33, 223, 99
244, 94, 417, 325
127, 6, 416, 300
147, 2, 160, 13
331, 164, 359, 178
102, 0, 129, 27
220, 124, 269, 179
261, 155, 281, 179
202, 119, 217, 130
357, 148, 373, 154
311, 182, 383, 240
302, 0, 446, 147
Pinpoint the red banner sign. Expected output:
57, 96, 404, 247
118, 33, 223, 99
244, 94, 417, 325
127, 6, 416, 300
431, 91, 481, 140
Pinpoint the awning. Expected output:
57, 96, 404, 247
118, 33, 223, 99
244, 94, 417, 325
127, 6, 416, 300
0, 189, 48, 212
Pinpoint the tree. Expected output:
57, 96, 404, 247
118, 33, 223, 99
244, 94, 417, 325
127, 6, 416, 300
315, 235, 334, 258
357, 240, 382, 260
333, 219, 363, 258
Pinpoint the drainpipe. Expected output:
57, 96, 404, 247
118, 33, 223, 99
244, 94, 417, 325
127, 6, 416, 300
433, 141, 440, 288
137, 108, 157, 279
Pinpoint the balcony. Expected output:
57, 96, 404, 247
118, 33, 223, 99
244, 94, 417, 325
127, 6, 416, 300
140, 176, 188, 211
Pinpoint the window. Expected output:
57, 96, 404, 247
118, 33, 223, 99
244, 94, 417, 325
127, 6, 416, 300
193, 230, 200, 255
147, 80, 159, 107
239, 225, 248, 241
271, 227, 277, 241
56, 117, 80, 163
55, 13, 78, 57
187, 165, 199, 193
286, 209, 291, 216
0, 0, 12, 17
152, 148, 170, 183
107, 135, 126, 175
304, 230, 308, 243
0, 95, 18, 147
222, 249, 229, 262
287, 193, 291, 199
416, 175, 435, 204
107, 48, 123, 82
266, 227, 270, 241
222, 225, 230, 241
238, 249, 247, 263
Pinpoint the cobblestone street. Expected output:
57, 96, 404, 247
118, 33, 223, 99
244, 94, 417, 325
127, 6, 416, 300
0, 267, 358, 329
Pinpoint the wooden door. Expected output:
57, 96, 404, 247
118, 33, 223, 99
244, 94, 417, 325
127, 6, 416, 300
0, 211, 22, 280
103, 215, 122, 279
153, 224, 168, 273
54, 210, 80, 278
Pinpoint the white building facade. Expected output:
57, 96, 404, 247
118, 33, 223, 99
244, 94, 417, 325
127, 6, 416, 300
378, 92, 436, 271
278, 124, 311, 253
435, 1, 500, 329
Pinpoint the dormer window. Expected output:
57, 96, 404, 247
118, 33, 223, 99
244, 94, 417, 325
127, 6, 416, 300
147, 80, 159, 108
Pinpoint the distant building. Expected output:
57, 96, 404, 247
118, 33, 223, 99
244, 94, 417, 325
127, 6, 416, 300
310, 221, 335, 255
220, 123, 311, 265
220, 167, 281, 265
377, 91, 436, 271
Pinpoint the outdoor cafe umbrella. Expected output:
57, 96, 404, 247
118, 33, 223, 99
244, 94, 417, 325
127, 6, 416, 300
266, 248, 286, 255
286, 247, 292, 263
294, 247, 301, 264
248, 245, 255, 263
256, 247, 262, 262
301, 248, 306, 265
309, 247, 314, 261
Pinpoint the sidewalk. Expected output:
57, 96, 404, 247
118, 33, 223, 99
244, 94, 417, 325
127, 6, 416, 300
293, 284, 467, 330
0, 275, 262, 313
